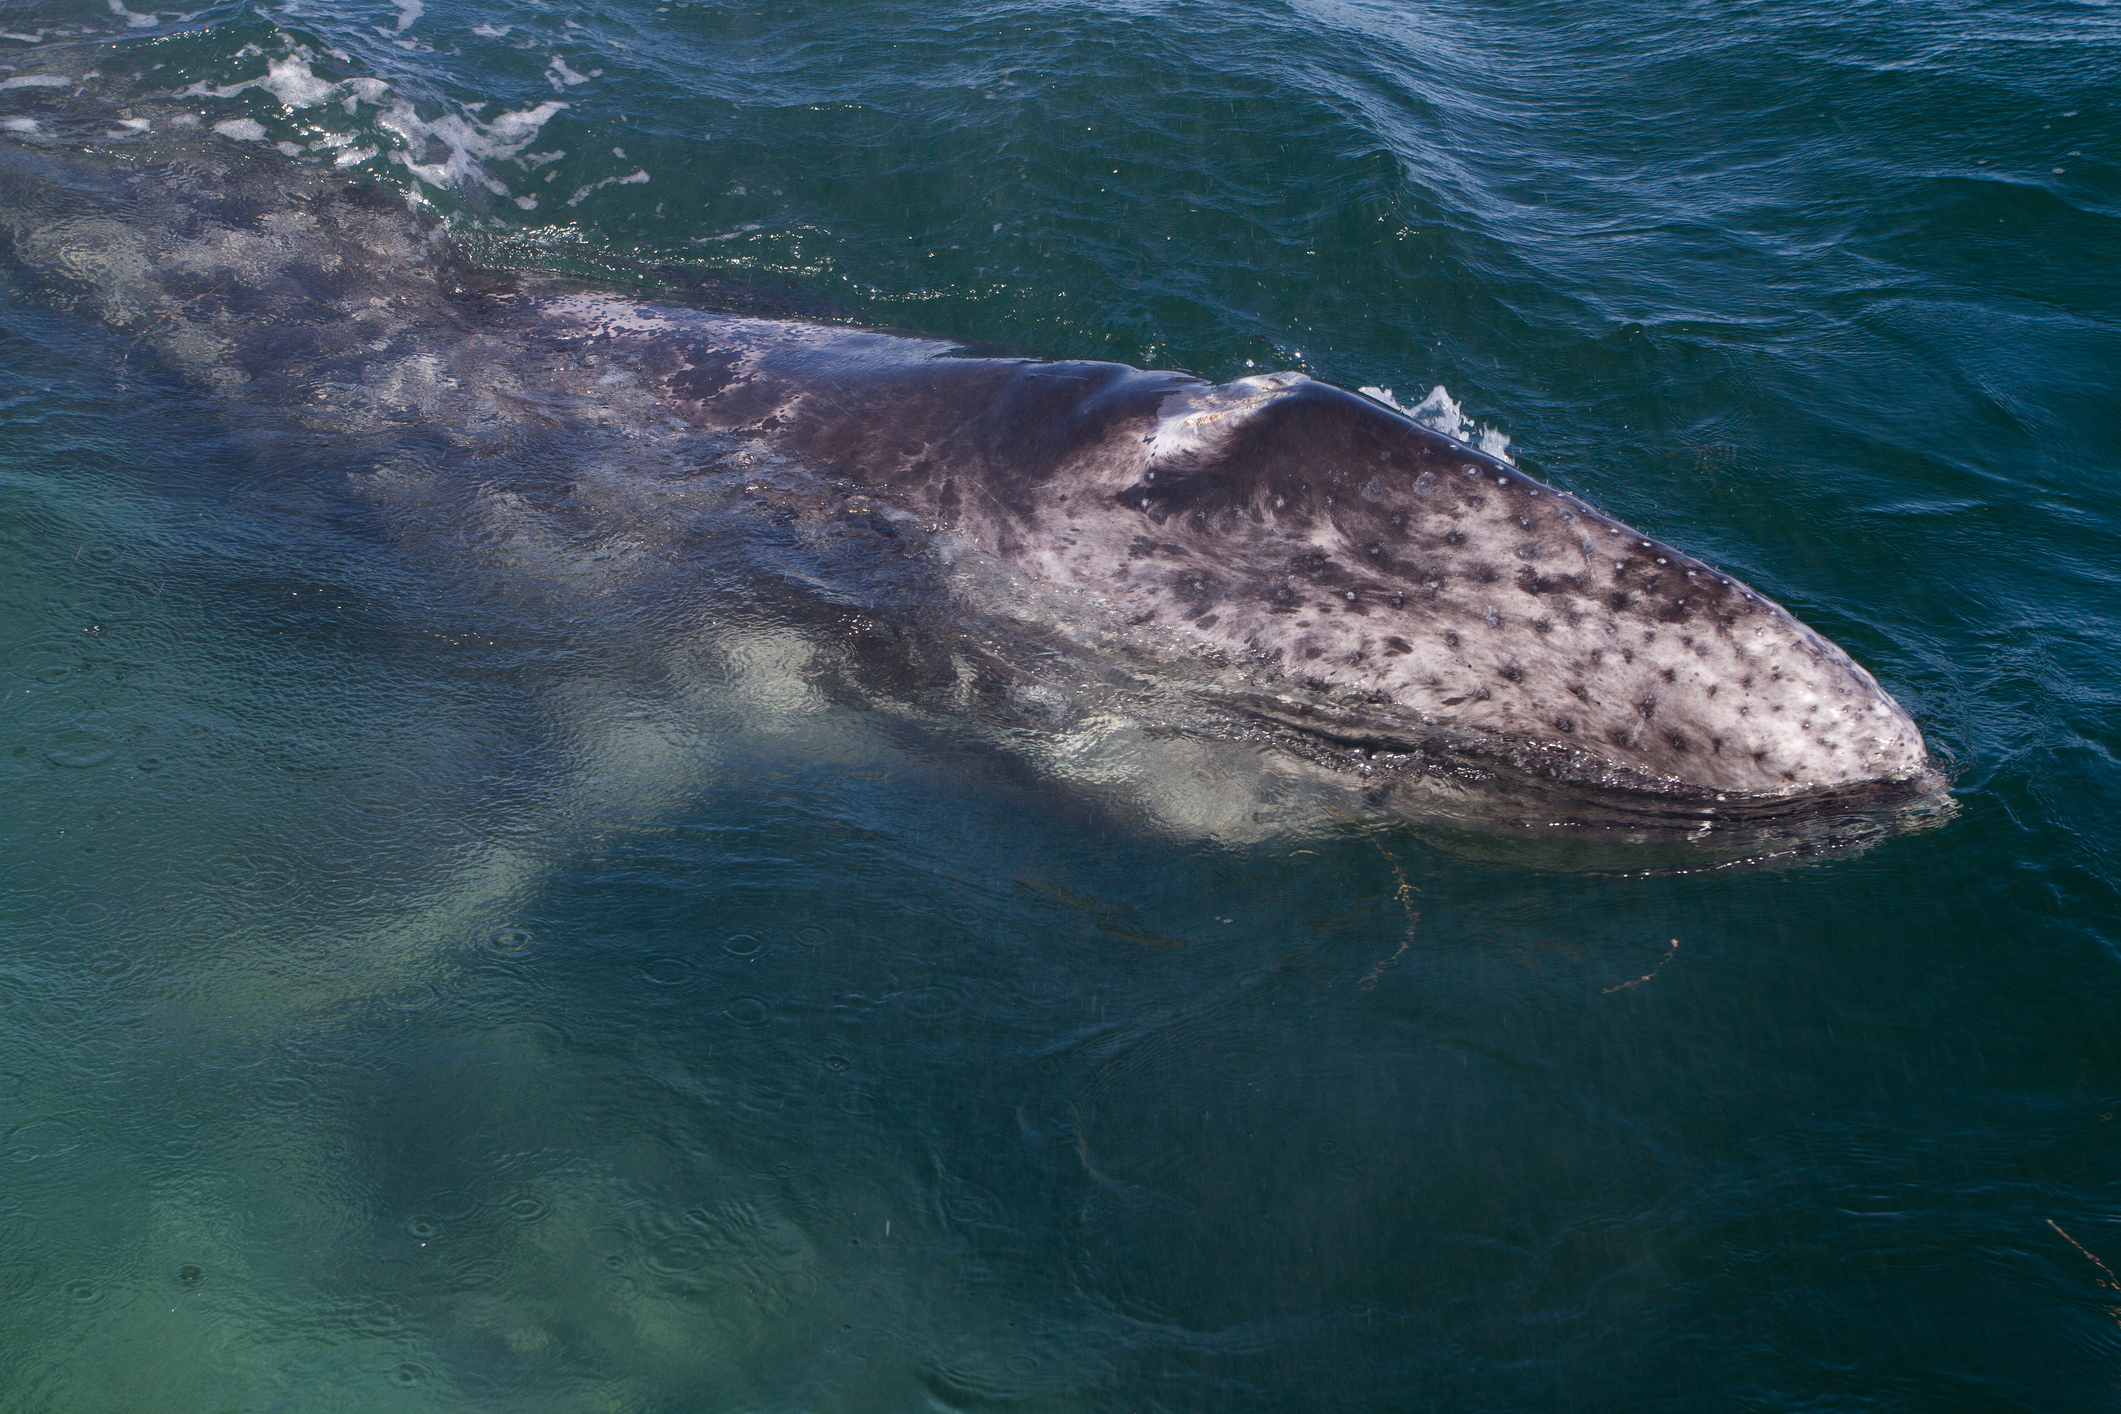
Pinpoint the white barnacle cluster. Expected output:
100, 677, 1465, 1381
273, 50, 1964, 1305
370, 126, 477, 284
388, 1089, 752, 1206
539, 291, 680, 338
1141, 371, 1305, 467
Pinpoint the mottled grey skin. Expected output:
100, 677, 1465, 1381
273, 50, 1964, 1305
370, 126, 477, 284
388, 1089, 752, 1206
0, 114, 1935, 817
534, 294, 1931, 798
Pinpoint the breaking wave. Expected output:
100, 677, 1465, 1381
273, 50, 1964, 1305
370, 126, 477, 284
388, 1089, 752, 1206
1358, 383, 1516, 464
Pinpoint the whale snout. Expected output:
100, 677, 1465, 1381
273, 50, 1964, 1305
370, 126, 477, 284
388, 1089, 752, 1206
1098, 377, 1935, 800
1642, 652, 1931, 795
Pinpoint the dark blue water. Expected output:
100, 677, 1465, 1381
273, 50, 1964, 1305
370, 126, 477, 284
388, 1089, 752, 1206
2, 1, 2118, 1409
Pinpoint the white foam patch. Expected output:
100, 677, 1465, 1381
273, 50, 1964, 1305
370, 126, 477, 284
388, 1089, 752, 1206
381, 98, 569, 192
546, 55, 601, 90
172, 30, 578, 205
565, 168, 649, 207
1361, 384, 1516, 464
1, 117, 42, 133
181, 53, 340, 109
106, 0, 159, 28
0, 74, 70, 89
212, 117, 267, 140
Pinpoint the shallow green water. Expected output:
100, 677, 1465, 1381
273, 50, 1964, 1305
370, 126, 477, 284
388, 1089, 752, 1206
2, 1, 2119, 1409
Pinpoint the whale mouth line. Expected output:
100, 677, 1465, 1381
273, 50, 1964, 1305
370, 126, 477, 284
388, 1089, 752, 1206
1222, 689, 1939, 798
1213, 685, 1951, 866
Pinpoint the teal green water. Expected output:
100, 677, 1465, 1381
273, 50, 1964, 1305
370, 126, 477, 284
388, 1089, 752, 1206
3, 1, 2119, 1409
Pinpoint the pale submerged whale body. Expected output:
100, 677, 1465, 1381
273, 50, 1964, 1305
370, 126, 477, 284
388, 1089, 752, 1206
0, 115, 1944, 859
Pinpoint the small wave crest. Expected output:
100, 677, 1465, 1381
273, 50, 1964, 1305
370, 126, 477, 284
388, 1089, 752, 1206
1359, 384, 1515, 464
0, 11, 596, 220
168, 38, 573, 212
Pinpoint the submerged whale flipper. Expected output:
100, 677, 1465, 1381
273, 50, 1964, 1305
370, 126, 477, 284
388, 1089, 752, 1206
0, 115, 1947, 860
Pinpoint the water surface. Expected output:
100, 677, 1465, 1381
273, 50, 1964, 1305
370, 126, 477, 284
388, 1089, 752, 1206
2, 0, 2118, 1409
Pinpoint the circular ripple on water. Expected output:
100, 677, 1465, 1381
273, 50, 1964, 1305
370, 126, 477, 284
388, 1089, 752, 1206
837, 1092, 880, 1117
427, 1190, 478, 1222
644, 1227, 712, 1274
722, 933, 768, 959
42, 729, 115, 770
724, 996, 770, 1026
640, 957, 693, 987
406, 1214, 442, 1240
793, 925, 830, 947
942, 1192, 997, 1224
388, 1362, 428, 1388
385, 982, 438, 1012
504, 1194, 549, 1223
65, 903, 112, 930
63, 1278, 102, 1304
447, 1256, 505, 1291
12, 640, 86, 685
482, 928, 538, 959
7, 1119, 80, 1162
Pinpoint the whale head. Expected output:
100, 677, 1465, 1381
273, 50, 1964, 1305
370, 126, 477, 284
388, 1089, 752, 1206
1036, 372, 1937, 804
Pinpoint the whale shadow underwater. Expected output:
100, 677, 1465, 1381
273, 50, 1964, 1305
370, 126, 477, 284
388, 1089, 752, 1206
0, 102, 1953, 872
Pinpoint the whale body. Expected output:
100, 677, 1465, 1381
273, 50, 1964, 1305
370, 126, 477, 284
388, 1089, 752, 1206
0, 110, 1941, 852
538, 294, 1930, 798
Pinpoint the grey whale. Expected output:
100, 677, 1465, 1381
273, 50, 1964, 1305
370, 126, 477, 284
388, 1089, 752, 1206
0, 113, 1944, 857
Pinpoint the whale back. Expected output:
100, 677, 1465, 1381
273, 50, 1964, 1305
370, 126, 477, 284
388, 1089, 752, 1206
579, 298, 1930, 798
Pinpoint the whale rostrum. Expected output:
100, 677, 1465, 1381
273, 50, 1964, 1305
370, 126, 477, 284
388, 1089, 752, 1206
0, 116, 1942, 850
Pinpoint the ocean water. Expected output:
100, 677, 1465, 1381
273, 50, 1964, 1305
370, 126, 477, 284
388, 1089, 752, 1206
2, 1, 2118, 1410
